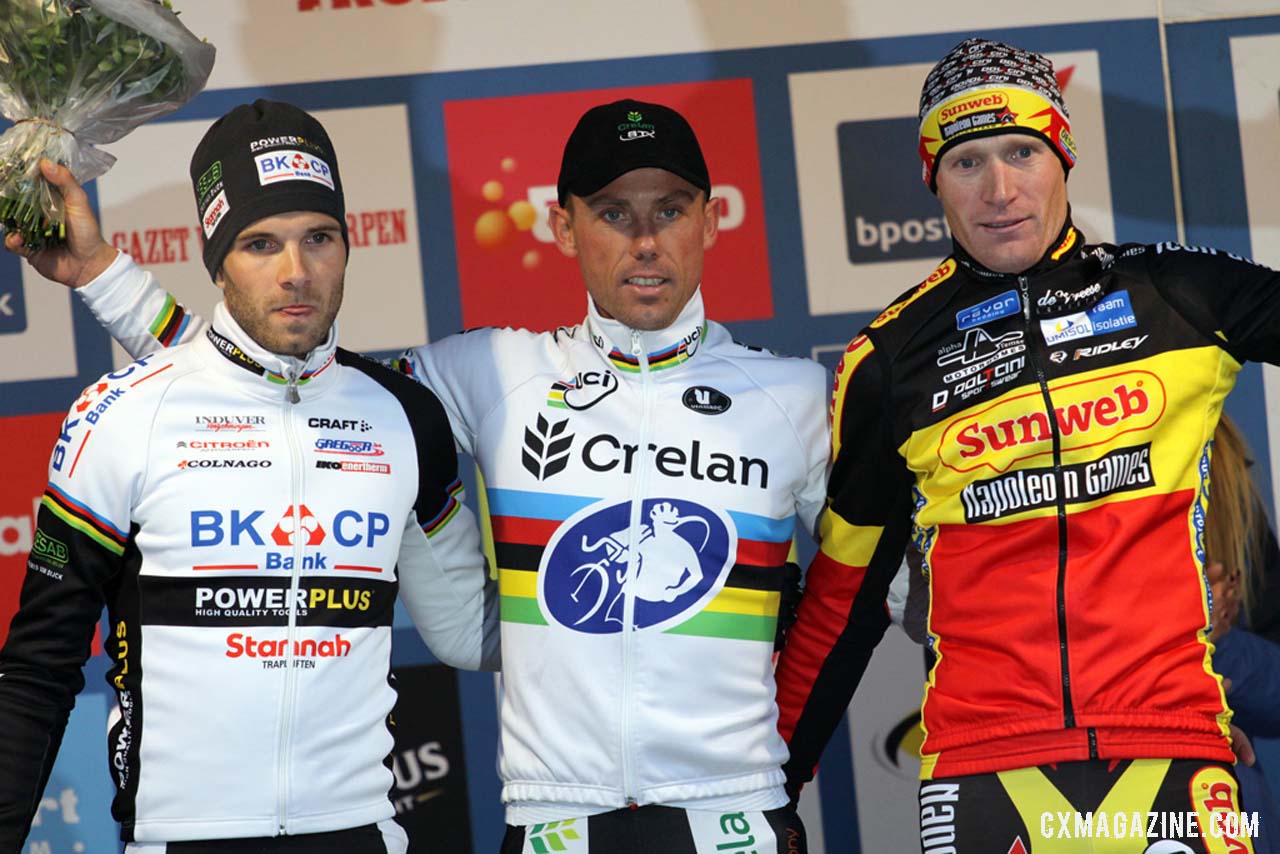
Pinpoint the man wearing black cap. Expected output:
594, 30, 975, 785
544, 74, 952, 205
14, 98, 827, 852
774, 37, 1280, 850
0, 101, 495, 852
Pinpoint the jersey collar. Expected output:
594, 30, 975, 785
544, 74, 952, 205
584, 288, 708, 375
201, 301, 339, 399
952, 214, 1087, 283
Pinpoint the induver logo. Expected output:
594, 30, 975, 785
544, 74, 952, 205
523, 414, 574, 481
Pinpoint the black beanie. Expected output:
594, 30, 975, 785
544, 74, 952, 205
190, 100, 348, 279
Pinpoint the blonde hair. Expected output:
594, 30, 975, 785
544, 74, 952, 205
1205, 414, 1268, 613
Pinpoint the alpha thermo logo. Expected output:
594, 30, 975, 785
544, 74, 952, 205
538, 498, 735, 634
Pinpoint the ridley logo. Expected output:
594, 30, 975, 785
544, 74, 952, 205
937, 371, 1167, 474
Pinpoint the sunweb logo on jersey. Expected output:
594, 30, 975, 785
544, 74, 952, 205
539, 498, 736, 634
937, 371, 1166, 474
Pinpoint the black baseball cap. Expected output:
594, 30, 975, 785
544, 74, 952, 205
556, 99, 711, 206
190, 100, 348, 279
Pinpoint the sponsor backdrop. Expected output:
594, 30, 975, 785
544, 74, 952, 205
2, 2, 1279, 851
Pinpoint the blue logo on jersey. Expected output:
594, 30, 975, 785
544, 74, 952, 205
956, 289, 1019, 330
1085, 289, 1137, 334
539, 498, 735, 634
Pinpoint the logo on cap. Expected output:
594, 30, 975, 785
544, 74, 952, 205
254, 150, 335, 189
617, 110, 656, 142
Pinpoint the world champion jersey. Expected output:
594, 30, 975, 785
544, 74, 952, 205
67, 265, 831, 824
775, 220, 1280, 787
0, 257, 494, 846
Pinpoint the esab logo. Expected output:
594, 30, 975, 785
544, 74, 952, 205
938, 371, 1166, 474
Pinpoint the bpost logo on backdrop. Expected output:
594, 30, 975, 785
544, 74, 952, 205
839, 117, 950, 263
0, 254, 27, 334
443, 80, 773, 331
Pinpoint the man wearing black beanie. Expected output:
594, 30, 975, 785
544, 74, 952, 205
0, 101, 496, 852
15, 98, 826, 852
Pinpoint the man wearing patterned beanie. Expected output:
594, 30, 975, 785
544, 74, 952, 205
0, 101, 496, 852
776, 37, 1280, 850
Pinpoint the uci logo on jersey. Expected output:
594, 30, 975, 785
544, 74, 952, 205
538, 498, 735, 634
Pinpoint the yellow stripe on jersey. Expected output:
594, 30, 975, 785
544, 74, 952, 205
499, 568, 537, 599
816, 510, 881, 570
830, 335, 874, 462
703, 587, 781, 617
870, 259, 958, 330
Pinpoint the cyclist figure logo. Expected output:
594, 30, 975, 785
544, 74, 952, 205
541, 498, 734, 633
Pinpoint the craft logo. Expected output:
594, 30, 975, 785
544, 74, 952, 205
938, 371, 1166, 474
308, 417, 373, 432
254, 150, 335, 190
539, 498, 734, 633
443, 80, 772, 330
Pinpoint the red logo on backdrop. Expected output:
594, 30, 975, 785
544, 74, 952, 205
443, 80, 773, 331
0, 413, 73, 647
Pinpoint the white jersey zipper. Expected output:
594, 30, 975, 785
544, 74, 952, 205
276, 367, 305, 833
620, 330, 653, 806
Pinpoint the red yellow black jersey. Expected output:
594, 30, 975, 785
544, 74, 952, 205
775, 219, 1280, 786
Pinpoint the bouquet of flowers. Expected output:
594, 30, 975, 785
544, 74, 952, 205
0, 0, 214, 248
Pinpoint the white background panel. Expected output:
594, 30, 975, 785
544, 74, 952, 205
179, 0, 1158, 89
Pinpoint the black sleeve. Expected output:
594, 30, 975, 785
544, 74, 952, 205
774, 333, 915, 797
1144, 243, 1280, 363
0, 502, 122, 849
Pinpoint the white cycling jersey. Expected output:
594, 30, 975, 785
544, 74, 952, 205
0, 253, 494, 846
67, 255, 830, 824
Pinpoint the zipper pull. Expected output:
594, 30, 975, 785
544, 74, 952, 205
1018, 276, 1031, 320
286, 369, 300, 404
630, 330, 643, 356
